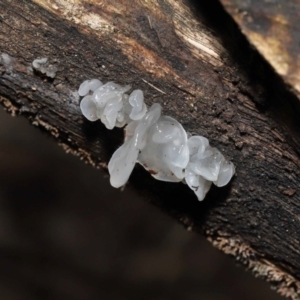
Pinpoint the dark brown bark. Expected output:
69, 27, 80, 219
1, 0, 300, 298
220, 0, 300, 101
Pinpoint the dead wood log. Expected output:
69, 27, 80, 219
1, 0, 300, 298
219, 0, 300, 101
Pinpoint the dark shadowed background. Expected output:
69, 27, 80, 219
0, 108, 283, 300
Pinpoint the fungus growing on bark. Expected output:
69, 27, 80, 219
79, 79, 235, 200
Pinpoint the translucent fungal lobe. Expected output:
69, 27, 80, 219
78, 79, 235, 200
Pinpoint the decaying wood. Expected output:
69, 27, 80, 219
1, 0, 300, 298
219, 0, 300, 101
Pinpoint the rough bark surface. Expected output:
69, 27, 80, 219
1, 0, 300, 298
219, 0, 300, 101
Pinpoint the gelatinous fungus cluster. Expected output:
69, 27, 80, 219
79, 79, 235, 200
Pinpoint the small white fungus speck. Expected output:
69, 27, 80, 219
32, 57, 57, 78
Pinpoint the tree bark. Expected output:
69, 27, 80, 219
220, 0, 300, 101
1, 0, 300, 298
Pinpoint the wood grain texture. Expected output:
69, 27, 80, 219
1, 0, 300, 298
219, 0, 300, 101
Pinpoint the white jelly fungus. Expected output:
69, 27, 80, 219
185, 136, 235, 200
32, 57, 58, 78
79, 80, 147, 129
138, 113, 189, 183
78, 79, 235, 200
108, 103, 161, 188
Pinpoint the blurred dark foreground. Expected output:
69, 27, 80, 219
0, 109, 283, 300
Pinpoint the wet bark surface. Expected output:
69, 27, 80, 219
1, 0, 300, 298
